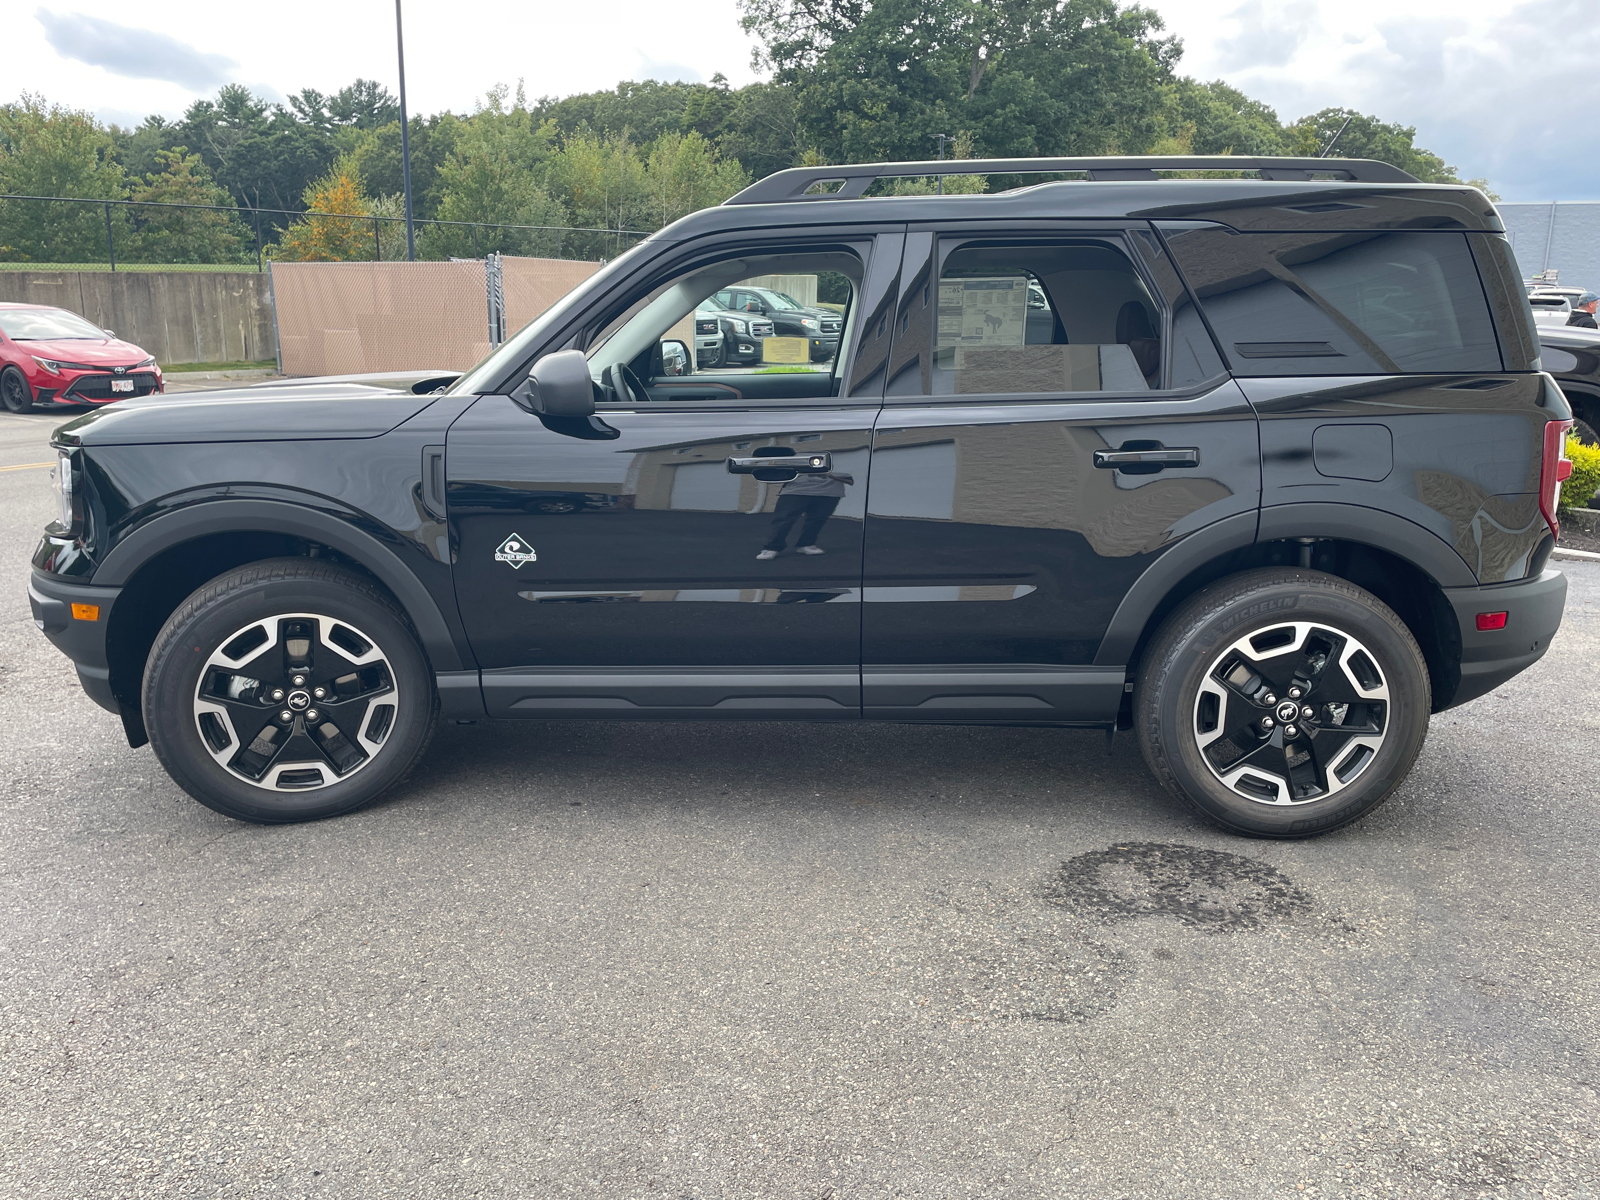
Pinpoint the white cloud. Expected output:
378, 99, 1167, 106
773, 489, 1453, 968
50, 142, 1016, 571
1164, 0, 1600, 199
35, 9, 237, 90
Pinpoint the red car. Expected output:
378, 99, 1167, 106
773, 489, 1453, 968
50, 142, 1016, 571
0, 303, 163, 412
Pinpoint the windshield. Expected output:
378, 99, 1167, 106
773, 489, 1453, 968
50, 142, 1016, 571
0, 308, 107, 340
762, 291, 804, 310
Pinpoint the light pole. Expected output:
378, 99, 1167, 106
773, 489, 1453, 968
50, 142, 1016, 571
932, 133, 952, 194
395, 0, 416, 260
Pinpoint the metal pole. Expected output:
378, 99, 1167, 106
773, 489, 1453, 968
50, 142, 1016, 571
373, 217, 381, 261
395, 0, 417, 260
105, 202, 115, 271
933, 134, 950, 194
472, 224, 478, 257
253, 209, 263, 272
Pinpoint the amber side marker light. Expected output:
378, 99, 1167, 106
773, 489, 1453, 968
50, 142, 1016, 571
70, 603, 100, 621
1476, 611, 1508, 632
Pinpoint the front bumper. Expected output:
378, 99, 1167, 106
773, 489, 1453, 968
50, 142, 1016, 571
1442, 567, 1567, 708
28, 569, 122, 714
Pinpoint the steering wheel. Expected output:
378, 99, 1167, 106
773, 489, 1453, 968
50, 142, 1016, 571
610, 362, 648, 404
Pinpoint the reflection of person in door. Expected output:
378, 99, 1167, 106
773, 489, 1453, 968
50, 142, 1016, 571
756, 468, 854, 560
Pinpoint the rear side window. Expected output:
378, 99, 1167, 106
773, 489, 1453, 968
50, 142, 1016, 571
1160, 226, 1502, 375
926, 240, 1163, 396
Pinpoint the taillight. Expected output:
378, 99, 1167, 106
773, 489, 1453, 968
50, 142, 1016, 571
1538, 418, 1574, 541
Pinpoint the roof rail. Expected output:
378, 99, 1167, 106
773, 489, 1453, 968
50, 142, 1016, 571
723, 156, 1421, 205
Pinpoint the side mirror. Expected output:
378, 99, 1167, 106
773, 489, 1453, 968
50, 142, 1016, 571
658, 339, 691, 377
103, 329, 115, 338
512, 349, 594, 417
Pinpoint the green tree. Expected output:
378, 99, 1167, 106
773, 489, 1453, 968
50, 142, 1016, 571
346, 113, 463, 219
544, 130, 651, 258
644, 131, 751, 226
1163, 79, 1287, 156
1285, 108, 1459, 182
738, 0, 1179, 165
425, 84, 566, 257
125, 148, 251, 264
0, 94, 128, 262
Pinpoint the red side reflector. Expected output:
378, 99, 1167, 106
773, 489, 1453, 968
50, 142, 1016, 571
1558, 459, 1573, 483
1476, 611, 1508, 631
70, 603, 100, 621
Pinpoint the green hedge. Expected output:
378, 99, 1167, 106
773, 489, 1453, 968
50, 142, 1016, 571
1562, 435, 1600, 511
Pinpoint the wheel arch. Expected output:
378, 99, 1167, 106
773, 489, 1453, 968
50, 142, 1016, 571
1097, 504, 1474, 714
98, 499, 465, 729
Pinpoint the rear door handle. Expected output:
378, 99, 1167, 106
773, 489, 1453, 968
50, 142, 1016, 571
1093, 445, 1199, 473
727, 452, 832, 474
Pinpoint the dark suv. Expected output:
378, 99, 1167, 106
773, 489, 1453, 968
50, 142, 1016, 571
707, 285, 844, 362
30, 155, 1573, 837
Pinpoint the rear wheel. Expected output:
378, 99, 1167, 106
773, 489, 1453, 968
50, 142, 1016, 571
1, 366, 34, 413
143, 559, 437, 823
1136, 569, 1431, 838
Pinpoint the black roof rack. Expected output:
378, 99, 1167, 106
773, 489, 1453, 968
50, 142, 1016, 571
723, 155, 1421, 205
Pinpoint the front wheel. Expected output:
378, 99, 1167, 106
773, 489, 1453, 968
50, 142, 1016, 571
1136, 569, 1431, 838
143, 559, 437, 823
1, 366, 34, 413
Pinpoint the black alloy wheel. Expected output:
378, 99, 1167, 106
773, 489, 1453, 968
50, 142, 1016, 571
1, 367, 34, 413
143, 558, 437, 823
1136, 569, 1431, 838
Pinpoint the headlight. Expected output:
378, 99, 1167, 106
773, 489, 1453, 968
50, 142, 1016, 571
134, 356, 156, 370
800, 317, 819, 330
32, 356, 62, 375
728, 318, 748, 335
52, 451, 73, 531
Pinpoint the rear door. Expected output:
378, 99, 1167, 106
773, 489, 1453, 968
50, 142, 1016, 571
860, 221, 1261, 723
447, 228, 905, 719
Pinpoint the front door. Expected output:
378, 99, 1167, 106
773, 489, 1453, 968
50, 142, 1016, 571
448, 231, 905, 719
861, 223, 1261, 723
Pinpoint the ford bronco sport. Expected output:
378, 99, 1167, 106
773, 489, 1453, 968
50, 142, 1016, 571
30, 155, 1573, 837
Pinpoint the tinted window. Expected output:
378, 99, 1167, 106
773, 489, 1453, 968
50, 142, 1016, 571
1162, 227, 1501, 375
926, 241, 1162, 396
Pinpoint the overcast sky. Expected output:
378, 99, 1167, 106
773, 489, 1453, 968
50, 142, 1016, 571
10, 0, 1597, 201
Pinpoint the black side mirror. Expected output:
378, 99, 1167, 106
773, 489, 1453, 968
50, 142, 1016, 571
512, 349, 595, 417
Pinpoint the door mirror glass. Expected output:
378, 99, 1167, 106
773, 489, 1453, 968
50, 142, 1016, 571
513, 349, 595, 417
658, 339, 691, 377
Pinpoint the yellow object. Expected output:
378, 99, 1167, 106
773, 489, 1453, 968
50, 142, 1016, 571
71, 603, 100, 621
762, 336, 810, 364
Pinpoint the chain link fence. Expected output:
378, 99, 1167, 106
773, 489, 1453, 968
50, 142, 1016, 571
0, 194, 651, 271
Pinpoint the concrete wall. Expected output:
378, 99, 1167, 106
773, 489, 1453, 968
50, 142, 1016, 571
1499, 202, 1600, 289
0, 270, 275, 365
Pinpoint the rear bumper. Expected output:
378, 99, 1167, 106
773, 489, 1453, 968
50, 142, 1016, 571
1441, 567, 1567, 708
28, 570, 122, 714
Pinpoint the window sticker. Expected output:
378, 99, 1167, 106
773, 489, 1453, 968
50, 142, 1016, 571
938, 276, 1027, 368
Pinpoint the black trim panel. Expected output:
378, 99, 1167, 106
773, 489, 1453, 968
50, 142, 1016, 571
863, 665, 1125, 724
91, 498, 466, 672
1094, 511, 1259, 666
1257, 502, 1477, 587
481, 666, 860, 719
1441, 567, 1566, 708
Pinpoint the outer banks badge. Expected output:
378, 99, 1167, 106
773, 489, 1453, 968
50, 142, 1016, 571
494, 534, 538, 569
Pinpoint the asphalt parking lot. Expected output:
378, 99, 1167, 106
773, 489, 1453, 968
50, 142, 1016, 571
2, 403, 1597, 1199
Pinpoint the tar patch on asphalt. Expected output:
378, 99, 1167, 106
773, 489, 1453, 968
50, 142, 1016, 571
1045, 841, 1315, 932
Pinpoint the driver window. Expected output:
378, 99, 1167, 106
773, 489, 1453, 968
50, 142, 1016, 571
586, 250, 862, 401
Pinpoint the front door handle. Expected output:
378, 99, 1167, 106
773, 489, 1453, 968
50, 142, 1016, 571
727, 452, 832, 474
1093, 444, 1199, 474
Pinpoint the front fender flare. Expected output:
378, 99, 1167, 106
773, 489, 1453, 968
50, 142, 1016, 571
93, 497, 465, 673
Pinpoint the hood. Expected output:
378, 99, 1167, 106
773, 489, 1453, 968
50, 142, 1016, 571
249, 368, 459, 394
52, 381, 439, 448
18, 337, 152, 366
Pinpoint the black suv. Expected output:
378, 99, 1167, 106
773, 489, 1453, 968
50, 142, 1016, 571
30, 155, 1573, 837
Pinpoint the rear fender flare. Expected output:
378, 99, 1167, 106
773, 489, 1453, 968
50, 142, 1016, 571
93, 498, 465, 672
1094, 503, 1476, 668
